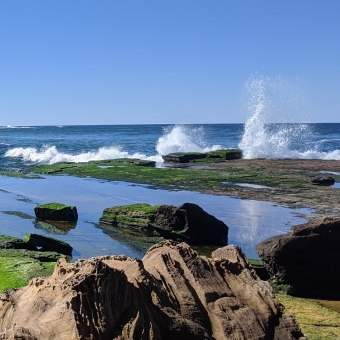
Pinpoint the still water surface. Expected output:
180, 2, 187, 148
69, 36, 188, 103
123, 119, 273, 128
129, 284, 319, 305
0, 175, 312, 260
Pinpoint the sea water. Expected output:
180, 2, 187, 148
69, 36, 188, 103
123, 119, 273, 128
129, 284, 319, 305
1, 75, 340, 260
1, 123, 340, 171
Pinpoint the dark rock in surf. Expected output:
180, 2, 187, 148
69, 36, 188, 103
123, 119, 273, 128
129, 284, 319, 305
162, 149, 243, 163
34, 202, 78, 221
206, 149, 243, 160
256, 216, 340, 298
311, 174, 335, 186
162, 152, 207, 163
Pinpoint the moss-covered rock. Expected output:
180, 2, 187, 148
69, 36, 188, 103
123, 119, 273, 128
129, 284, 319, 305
162, 149, 242, 163
100, 203, 160, 228
0, 235, 67, 293
100, 202, 228, 246
24, 233, 73, 256
0, 235, 36, 250
162, 152, 208, 163
35, 202, 78, 221
206, 149, 243, 160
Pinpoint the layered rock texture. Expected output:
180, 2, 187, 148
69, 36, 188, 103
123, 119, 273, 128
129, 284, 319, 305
257, 216, 340, 298
100, 202, 228, 246
0, 241, 304, 339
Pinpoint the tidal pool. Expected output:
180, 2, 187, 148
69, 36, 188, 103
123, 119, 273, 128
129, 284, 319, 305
0, 175, 312, 261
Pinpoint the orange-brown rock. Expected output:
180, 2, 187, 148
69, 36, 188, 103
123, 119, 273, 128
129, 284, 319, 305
0, 241, 305, 339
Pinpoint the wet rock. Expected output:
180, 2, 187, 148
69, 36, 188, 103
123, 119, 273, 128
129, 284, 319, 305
206, 149, 243, 160
162, 149, 243, 163
311, 174, 335, 186
0, 241, 305, 340
0, 235, 36, 251
153, 203, 228, 245
24, 233, 73, 256
100, 202, 228, 246
256, 216, 340, 298
162, 152, 207, 163
34, 202, 78, 221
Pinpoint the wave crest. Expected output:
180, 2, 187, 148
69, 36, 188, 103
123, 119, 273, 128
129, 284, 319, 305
5, 145, 162, 164
156, 125, 222, 155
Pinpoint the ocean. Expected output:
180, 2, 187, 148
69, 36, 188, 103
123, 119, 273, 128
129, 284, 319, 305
0, 122, 340, 260
1, 122, 340, 172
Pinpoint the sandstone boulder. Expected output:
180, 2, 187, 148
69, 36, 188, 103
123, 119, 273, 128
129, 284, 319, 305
34, 203, 78, 221
0, 241, 305, 339
256, 216, 340, 298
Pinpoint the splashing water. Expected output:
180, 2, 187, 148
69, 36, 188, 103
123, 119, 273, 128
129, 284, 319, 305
238, 74, 340, 160
156, 125, 222, 155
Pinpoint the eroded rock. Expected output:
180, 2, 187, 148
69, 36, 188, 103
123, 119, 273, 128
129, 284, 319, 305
0, 241, 304, 339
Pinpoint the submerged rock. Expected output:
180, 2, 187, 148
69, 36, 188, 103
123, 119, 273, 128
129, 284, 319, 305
100, 202, 228, 246
34, 202, 78, 221
256, 216, 340, 298
0, 241, 305, 339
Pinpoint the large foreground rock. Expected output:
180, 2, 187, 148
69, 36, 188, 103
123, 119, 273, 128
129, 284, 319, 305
0, 241, 304, 339
256, 216, 340, 298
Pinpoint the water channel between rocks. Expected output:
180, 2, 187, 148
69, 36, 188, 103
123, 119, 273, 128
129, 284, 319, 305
0, 175, 312, 261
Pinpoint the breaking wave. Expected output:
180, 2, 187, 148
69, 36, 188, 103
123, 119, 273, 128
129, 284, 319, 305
239, 74, 340, 160
4, 125, 223, 165
156, 125, 222, 155
5, 145, 162, 164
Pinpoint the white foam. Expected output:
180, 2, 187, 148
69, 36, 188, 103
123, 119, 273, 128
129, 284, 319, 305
238, 74, 340, 160
5, 145, 163, 164
156, 125, 222, 155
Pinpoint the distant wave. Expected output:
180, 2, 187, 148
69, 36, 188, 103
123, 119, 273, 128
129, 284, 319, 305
5, 145, 162, 164
1, 125, 33, 129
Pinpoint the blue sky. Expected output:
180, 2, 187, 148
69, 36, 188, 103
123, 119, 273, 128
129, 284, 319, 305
1, 1, 339, 125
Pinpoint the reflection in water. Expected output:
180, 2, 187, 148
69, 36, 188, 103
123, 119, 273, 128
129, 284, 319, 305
0, 175, 312, 261
34, 220, 77, 235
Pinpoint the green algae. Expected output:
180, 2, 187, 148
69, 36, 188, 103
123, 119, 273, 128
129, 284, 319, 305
0, 235, 65, 293
27, 158, 307, 191
100, 203, 160, 227
36, 202, 74, 210
1, 211, 35, 220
